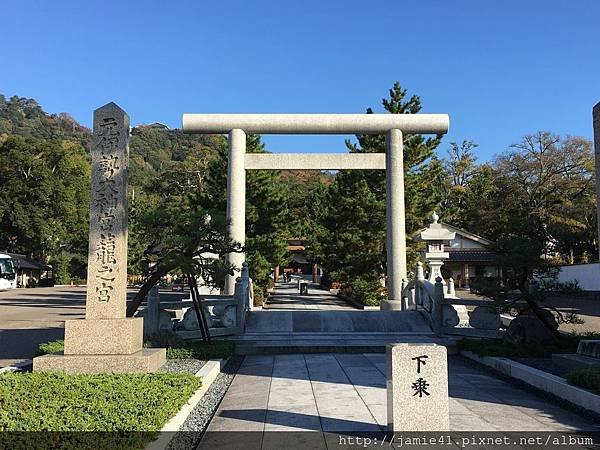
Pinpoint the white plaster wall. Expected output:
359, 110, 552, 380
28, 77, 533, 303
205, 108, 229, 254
448, 236, 486, 249
558, 263, 600, 291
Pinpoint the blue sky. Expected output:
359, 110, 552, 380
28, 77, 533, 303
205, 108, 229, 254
1, 0, 598, 161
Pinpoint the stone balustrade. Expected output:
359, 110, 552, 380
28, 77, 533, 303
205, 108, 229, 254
402, 262, 504, 337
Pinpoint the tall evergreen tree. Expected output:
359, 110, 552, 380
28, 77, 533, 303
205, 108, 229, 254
317, 82, 445, 284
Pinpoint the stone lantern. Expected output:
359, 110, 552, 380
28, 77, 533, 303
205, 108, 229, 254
419, 212, 455, 293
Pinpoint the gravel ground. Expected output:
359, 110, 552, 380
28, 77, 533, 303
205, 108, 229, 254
160, 359, 208, 374
166, 356, 244, 450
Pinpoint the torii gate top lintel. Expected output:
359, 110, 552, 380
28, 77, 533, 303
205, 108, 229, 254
182, 113, 449, 135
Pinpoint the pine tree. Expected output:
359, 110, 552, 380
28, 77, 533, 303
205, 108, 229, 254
318, 82, 445, 284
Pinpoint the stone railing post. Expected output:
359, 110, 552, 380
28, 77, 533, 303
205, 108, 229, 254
414, 262, 424, 308
248, 278, 254, 310
233, 276, 246, 330
241, 261, 249, 294
447, 277, 456, 297
240, 261, 252, 311
401, 279, 409, 310
431, 276, 445, 334
416, 261, 424, 281
144, 285, 160, 340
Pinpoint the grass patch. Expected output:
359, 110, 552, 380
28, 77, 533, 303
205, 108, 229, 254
567, 367, 600, 395
457, 332, 600, 358
37, 338, 235, 361
166, 340, 235, 360
0, 371, 200, 435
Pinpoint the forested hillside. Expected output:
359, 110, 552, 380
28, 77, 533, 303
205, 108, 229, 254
0, 95, 91, 147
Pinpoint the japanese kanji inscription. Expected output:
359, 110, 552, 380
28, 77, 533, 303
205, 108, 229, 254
86, 103, 130, 319
387, 343, 449, 431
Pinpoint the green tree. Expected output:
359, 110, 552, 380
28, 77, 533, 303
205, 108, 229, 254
481, 132, 595, 265
471, 132, 595, 341
125, 158, 238, 316
440, 140, 480, 228
317, 82, 445, 287
0, 135, 90, 263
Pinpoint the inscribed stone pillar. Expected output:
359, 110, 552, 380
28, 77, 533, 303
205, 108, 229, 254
382, 129, 407, 311
224, 128, 246, 294
85, 103, 130, 319
33, 102, 165, 373
387, 343, 449, 431
594, 102, 600, 260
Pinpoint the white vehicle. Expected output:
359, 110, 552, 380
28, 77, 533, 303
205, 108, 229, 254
0, 253, 17, 290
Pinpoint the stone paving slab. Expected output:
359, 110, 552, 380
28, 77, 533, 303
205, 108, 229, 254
202, 353, 599, 445
264, 283, 355, 310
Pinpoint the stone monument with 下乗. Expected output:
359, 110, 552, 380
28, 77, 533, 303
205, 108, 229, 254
33, 102, 166, 373
387, 343, 449, 431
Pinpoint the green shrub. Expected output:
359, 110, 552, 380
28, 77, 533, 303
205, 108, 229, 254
51, 253, 71, 285
36, 340, 64, 356
252, 283, 266, 306
567, 367, 600, 395
0, 372, 200, 434
144, 330, 185, 349
457, 337, 580, 358
166, 340, 235, 360
266, 277, 275, 290
38, 337, 235, 361
555, 279, 583, 294
341, 278, 385, 306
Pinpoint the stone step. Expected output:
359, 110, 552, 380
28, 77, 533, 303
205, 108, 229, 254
233, 333, 458, 355
244, 310, 432, 334
236, 331, 436, 341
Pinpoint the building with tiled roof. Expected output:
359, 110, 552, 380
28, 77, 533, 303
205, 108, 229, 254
415, 222, 499, 288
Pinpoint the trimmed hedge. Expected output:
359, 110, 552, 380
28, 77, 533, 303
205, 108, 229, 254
37, 338, 236, 361
567, 367, 600, 395
0, 372, 200, 432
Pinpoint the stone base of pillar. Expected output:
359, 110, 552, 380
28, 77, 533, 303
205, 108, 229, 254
33, 316, 166, 374
33, 348, 166, 374
380, 299, 403, 311
64, 317, 144, 355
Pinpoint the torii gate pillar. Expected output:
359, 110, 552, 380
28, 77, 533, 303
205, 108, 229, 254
225, 129, 246, 294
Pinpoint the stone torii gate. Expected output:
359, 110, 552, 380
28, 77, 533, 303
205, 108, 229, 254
183, 113, 449, 310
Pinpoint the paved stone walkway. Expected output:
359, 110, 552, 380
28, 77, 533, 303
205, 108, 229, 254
265, 282, 356, 310
200, 353, 598, 448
